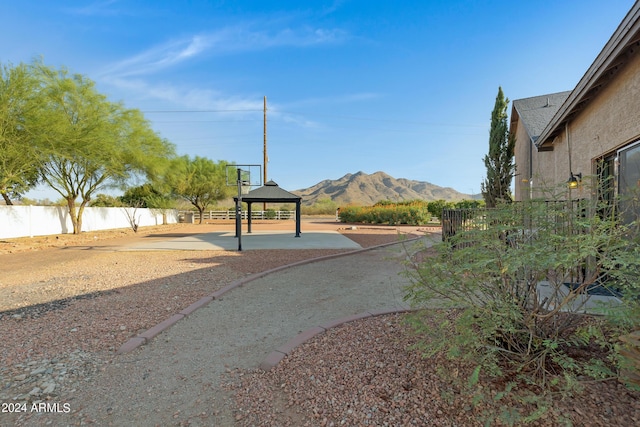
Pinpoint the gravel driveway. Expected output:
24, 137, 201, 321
2, 228, 424, 426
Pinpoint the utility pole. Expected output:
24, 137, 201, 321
263, 96, 267, 211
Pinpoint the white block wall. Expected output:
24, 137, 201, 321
0, 205, 179, 239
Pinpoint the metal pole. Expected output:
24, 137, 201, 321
263, 97, 267, 184
236, 168, 242, 251
263, 96, 267, 211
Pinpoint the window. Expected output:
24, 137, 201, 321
596, 153, 616, 220
618, 140, 640, 225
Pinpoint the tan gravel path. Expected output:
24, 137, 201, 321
78, 243, 418, 426
14, 241, 421, 426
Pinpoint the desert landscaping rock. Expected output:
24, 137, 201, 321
1, 350, 101, 406
1, 221, 639, 426
0, 221, 426, 425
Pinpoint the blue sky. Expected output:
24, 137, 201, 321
3, 0, 636, 200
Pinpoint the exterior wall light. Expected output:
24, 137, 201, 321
568, 172, 582, 189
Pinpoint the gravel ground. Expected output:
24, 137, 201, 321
1, 220, 639, 426
229, 312, 640, 427
0, 220, 426, 425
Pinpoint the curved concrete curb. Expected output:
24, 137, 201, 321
117, 235, 425, 355
259, 307, 414, 371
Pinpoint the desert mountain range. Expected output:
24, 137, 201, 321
293, 171, 474, 206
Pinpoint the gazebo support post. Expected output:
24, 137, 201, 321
247, 202, 253, 233
235, 168, 242, 251
234, 197, 239, 238
295, 200, 301, 237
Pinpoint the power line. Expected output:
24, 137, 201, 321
153, 120, 260, 123
142, 109, 262, 113
140, 108, 486, 129
276, 110, 487, 128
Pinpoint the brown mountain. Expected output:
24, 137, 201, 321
293, 171, 473, 206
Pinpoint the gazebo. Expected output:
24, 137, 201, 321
234, 180, 302, 237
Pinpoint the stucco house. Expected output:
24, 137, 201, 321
510, 2, 640, 224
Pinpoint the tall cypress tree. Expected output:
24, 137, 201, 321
481, 87, 516, 208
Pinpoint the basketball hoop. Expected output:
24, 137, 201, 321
225, 164, 262, 188
225, 164, 262, 251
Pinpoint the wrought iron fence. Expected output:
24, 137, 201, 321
441, 199, 589, 243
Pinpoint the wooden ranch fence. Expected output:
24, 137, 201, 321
178, 210, 295, 222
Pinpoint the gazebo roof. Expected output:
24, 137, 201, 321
234, 180, 301, 203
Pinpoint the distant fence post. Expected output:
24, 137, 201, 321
442, 209, 464, 241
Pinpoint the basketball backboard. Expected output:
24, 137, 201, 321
225, 164, 262, 189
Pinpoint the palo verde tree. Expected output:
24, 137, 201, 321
32, 61, 175, 233
165, 155, 232, 223
481, 87, 516, 208
120, 183, 176, 226
0, 62, 41, 204
120, 183, 164, 208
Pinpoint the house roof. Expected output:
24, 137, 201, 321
535, 2, 640, 149
512, 91, 571, 145
234, 180, 301, 203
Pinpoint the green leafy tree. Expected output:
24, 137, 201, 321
90, 193, 123, 207
454, 199, 484, 209
146, 193, 176, 225
32, 61, 175, 233
481, 87, 516, 208
120, 184, 162, 208
166, 156, 232, 224
426, 199, 452, 221
0, 62, 40, 204
121, 183, 176, 225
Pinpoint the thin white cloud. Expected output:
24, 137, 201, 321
103, 77, 262, 112
98, 35, 215, 78
320, 0, 348, 17
102, 76, 320, 129
100, 24, 348, 78
269, 106, 321, 128
97, 19, 348, 129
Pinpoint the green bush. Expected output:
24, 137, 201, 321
404, 194, 640, 421
454, 199, 485, 210
339, 201, 430, 225
337, 199, 485, 224
302, 198, 338, 215
426, 200, 449, 220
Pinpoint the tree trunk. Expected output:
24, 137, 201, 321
76, 202, 87, 234
197, 207, 204, 224
67, 198, 79, 234
1, 192, 13, 205
67, 198, 87, 234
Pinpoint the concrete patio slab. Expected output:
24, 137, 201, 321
122, 230, 362, 251
536, 280, 622, 314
